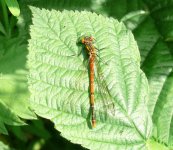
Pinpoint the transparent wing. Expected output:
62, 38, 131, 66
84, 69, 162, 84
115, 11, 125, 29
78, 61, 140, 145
94, 55, 132, 128
94, 57, 117, 117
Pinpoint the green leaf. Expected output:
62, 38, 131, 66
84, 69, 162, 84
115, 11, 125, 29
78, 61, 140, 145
5, 0, 20, 17
133, 17, 160, 65
146, 139, 169, 150
152, 72, 173, 146
143, 40, 173, 147
0, 121, 8, 135
0, 141, 12, 150
0, 22, 6, 35
28, 7, 152, 149
121, 10, 148, 31
144, 0, 173, 41
0, 37, 36, 134
0, 101, 25, 131
133, 9, 173, 149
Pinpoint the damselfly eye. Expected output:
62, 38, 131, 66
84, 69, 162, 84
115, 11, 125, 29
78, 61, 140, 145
89, 36, 94, 41
81, 38, 85, 44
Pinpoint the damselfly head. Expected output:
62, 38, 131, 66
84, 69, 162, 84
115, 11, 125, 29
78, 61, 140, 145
89, 36, 94, 41
81, 36, 95, 44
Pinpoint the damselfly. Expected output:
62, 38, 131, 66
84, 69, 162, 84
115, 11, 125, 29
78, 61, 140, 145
81, 36, 97, 128
80, 36, 114, 128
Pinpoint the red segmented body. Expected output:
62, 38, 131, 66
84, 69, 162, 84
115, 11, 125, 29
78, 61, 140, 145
81, 36, 96, 128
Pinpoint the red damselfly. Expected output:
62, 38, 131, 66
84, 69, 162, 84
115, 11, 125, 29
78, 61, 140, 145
81, 36, 97, 128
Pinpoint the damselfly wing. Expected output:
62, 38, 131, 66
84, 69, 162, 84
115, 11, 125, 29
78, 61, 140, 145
80, 36, 116, 128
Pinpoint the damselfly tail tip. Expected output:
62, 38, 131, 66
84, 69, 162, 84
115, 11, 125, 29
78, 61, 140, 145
92, 120, 96, 128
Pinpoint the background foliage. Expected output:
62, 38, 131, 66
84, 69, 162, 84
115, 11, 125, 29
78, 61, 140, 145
0, 0, 173, 150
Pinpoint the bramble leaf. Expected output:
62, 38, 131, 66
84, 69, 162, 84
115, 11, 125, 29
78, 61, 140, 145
28, 7, 152, 150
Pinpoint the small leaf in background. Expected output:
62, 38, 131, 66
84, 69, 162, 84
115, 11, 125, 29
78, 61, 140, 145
5, 0, 20, 17
0, 101, 25, 127
121, 10, 148, 31
28, 7, 152, 150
